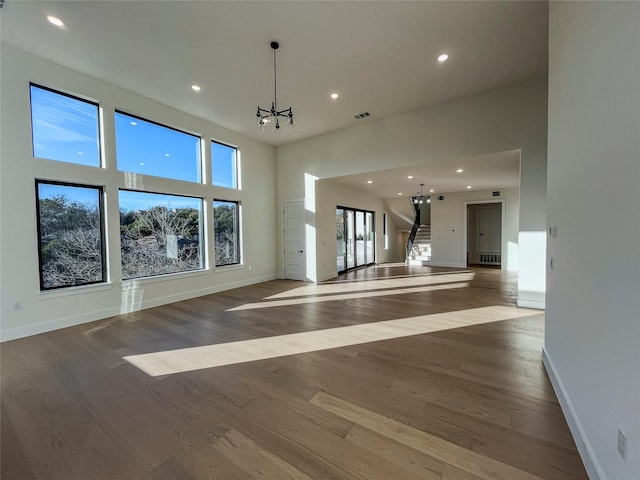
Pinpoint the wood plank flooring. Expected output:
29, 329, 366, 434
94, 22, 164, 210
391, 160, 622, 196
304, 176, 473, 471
1, 265, 588, 479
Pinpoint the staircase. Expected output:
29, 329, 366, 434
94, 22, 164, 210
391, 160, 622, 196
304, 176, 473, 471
407, 224, 431, 265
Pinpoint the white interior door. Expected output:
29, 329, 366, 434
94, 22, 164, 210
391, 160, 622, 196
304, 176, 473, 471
477, 205, 502, 252
284, 201, 306, 281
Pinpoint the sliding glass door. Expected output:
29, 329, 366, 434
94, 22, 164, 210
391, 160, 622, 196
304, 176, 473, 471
355, 211, 365, 266
365, 211, 374, 265
346, 210, 355, 269
336, 206, 375, 273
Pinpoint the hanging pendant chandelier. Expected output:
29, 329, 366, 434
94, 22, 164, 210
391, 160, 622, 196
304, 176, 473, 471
411, 183, 431, 205
256, 41, 294, 130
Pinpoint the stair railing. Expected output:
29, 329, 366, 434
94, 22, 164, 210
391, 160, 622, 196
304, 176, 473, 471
406, 200, 421, 260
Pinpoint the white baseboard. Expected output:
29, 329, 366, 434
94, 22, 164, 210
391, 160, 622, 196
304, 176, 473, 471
1, 305, 121, 342
517, 298, 546, 309
517, 289, 546, 310
423, 261, 466, 268
318, 271, 338, 282
542, 347, 604, 480
0, 274, 277, 342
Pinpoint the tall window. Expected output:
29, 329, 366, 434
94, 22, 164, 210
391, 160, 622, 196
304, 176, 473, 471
36, 181, 106, 290
30, 84, 101, 167
213, 200, 240, 266
119, 191, 203, 279
383, 212, 389, 250
211, 141, 238, 189
115, 112, 202, 183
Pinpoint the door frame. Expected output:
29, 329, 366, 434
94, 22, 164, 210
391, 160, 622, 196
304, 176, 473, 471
283, 200, 306, 281
462, 199, 506, 270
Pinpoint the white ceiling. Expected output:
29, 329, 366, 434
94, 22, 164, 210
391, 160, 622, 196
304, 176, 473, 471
1, 1, 546, 199
330, 150, 521, 200
0, 0, 548, 149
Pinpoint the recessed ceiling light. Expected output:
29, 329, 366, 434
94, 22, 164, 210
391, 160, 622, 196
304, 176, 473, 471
130, 121, 137, 126
429, 189, 434, 193
47, 16, 65, 27
466, 185, 472, 189
456, 168, 464, 173
437, 53, 449, 63
367, 180, 373, 184
191, 84, 201, 92
330, 93, 339, 100
398, 192, 403, 196
407, 175, 413, 179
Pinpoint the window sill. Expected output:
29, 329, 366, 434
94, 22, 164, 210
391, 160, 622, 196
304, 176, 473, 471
214, 263, 244, 273
38, 282, 113, 300
121, 268, 209, 286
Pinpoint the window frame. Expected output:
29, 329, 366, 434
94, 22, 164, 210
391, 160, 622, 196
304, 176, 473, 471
29, 83, 102, 167
213, 199, 241, 267
35, 179, 107, 291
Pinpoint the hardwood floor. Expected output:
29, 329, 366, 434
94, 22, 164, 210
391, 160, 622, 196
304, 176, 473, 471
1, 265, 587, 479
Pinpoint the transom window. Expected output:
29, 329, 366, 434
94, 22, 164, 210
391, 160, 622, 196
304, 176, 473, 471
30, 84, 101, 167
211, 141, 238, 189
115, 112, 202, 183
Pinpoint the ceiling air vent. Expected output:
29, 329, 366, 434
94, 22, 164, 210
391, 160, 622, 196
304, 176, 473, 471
354, 112, 371, 120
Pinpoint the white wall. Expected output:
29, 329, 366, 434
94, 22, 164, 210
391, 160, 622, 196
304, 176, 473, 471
0, 46, 278, 341
382, 196, 415, 229
430, 188, 519, 270
276, 79, 546, 305
545, 3, 640, 479
314, 180, 399, 281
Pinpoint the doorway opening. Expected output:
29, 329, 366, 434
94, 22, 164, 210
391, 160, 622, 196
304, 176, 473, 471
466, 202, 503, 268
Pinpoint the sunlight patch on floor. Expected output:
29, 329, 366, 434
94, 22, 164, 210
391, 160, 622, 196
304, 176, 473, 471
229, 282, 469, 311
124, 305, 538, 377
266, 272, 475, 299
319, 269, 474, 285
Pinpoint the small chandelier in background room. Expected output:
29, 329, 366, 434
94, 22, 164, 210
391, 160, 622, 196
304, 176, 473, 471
256, 41, 294, 131
411, 183, 430, 205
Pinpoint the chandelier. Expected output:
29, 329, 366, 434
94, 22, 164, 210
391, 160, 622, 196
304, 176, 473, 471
411, 183, 430, 205
256, 41, 294, 130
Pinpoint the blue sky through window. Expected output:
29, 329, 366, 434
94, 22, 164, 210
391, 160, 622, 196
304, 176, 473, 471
38, 183, 99, 207
211, 141, 237, 188
115, 112, 201, 183
119, 190, 202, 213
30, 85, 100, 167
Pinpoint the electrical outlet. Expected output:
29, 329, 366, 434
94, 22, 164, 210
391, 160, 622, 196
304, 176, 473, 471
12, 300, 22, 311
618, 428, 627, 460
